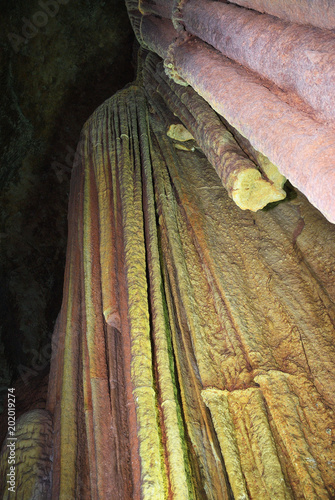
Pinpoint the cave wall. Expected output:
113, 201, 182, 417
0, 0, 134, 411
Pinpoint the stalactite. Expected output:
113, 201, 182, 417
222, 0, 335, 31
143, 52, 286, 211
125, 1, 335, 224
181, 0, 335, 123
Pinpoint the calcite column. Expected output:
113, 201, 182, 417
2, 65, 335, 498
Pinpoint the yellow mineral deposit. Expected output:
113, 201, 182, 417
167, 123, 195, 142
2, 1, 335, 497
254, 152, 287, 190
230, 167, 286, 211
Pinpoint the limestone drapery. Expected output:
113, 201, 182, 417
1, 60, 335, 497
125, 0, 335, 224
1, 2, 335, 498
4, 80, 332, 497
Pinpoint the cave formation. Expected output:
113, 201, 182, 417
1, 0, 335, 498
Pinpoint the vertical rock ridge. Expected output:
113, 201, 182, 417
9, 64, 332, 498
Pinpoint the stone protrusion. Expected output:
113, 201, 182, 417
0, 410, 53, 500
143, 53, 286, 212
125, 2, 335, 223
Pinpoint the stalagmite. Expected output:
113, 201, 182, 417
0, 410, 53, 498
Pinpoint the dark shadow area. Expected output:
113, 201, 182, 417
0, 0, 135, 416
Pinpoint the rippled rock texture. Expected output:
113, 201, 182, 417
1, 77, 331, 498
1, 1, 335, 497
126, 0, 335, 224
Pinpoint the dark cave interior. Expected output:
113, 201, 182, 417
0, 0, 135, 414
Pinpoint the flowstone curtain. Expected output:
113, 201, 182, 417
43, 78, 335, 499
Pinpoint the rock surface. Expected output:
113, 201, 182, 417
45, 79, 335, 498
1, 2, 335, 498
